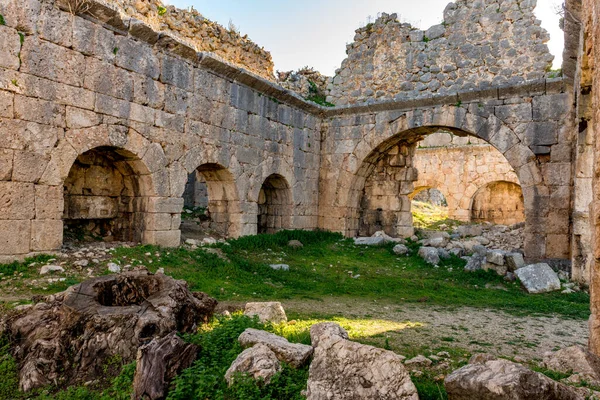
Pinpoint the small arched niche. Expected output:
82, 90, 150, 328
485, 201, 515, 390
470, 181, 525, 225
257, 174, 292, 234
63, 146, 151, 243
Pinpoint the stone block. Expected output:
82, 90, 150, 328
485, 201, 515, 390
0, 149, 13, 180
532, 94, 571, 121
12, 151, 49, 183
0, 220, 30, 254
64, 196, 118, 219
0, 25, 21, 70
30, 219, 63, 251
35, 185, 63, 219
66, 106, 102, 129
494, 103, 532, 125
72, 17, 116, 62
160, 54, 194, 89
16, 72, 96, 111
542, 163, 572, 186
37, 5, 72, 47
84, 57, 134, 101
0, 90, 13, 118
14, 95, 65, 127
547, 210, 570, 234
0, 0, 41, 33
141, 213, 173, 231
20, 37, 85, 86
525, 121, 558, 146
142, 197, 184, 214
115, 36, 160, 79
133, 74, 165, 109
142, 230, 181, 247
0, 182, 35, 219
546, 234, 570, 259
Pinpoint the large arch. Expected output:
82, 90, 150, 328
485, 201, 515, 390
470, 181, 525, 225
325, 105, 548, 259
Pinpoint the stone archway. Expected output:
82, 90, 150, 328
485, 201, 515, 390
470, 181, 525, 225
257, 174, 292, 234
181, 163, 241, 238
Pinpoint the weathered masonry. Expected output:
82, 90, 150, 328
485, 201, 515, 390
0, 0, 579, 278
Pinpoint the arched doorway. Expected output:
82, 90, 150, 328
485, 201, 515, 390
63, 146, 152, 243
181, 163, 240, 239
258, 174, 292, 234
471, 181, 525, 225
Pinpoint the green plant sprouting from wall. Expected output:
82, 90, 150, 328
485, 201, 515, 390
306, 80, 335, 107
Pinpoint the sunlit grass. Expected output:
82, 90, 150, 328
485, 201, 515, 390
412, 201, 464, 231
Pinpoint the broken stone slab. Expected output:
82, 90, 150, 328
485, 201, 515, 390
309, 322, 350, 348
418, 247, 440, 265
473, 236, 490, 246
372, 230, 406, 244
393, 244, 409, 255
437, 248, 451, 259
515, 263, 561, 293
422, 236, 448, 248
506, 252, 526, 271
244, 302, 287, 324
482, 261, 508, 276
269, 264, 290, 271
225, 343, 281, 386
354, 237, 385, 246
133, 332, 198, 400
238, 328, 313, 368
39, 265, 64, 275
444, 358, 583, 400
543, 345, 600, 386
306, 324, 418, 400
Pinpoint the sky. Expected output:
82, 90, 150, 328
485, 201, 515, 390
164, 0, 564, 76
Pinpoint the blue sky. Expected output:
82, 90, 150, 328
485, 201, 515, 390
164, 0, 564, 76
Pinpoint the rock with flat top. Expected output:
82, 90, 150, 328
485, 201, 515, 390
225, 343, 281, 386
543, 345, 600, 386
515, 263, 561, 293
40, 265, 64, 275
244, 302, 287, 324
354, 237, 385, 246
238, 328, 313, 368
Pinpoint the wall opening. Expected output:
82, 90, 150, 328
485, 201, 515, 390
258, 174, 292, 234
181, 163, 240, 239
63, 146, 149, 243
470, 181, 525, 225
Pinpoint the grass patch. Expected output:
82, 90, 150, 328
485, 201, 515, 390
412, 201, 464, 231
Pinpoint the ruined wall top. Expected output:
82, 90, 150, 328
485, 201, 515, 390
108, 0, 274, 78
326, 0, 555, 106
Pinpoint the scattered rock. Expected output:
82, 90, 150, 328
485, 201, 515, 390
225, 343, 281, 386
288, 240, 304, 249
543, 345, 600, 386
373, 230, 406, 244
404, 355, 433, 367
515, 263, 561, 293
269, 264, 290, 271
506, 252, 525, 271
306, 323, 418, 400
238, 328, 313, 368
73, 259, 89, 267
393, 244, 409, 255
483, 262, 507, 276
455, 225, 483, 238
354, 237, 385, 246
418, 247, 440, 265
486, 250, 505, 265
244, 302, 287, 324
202, 237, 217, 245
445, 359, 583, 400
310, 322, 349, 347
39, 265, 65, 275
437, 248, 451, 259
184, 239, 197, 246
469, 353, 497, 364
473, 236, 490, 246
463, 254, 484, 271
422, 237, 448, 248
107, 263, 121, 273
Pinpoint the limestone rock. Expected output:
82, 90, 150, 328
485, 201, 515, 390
506, 253, 525, 271
306, 326, 418, 400
39, 265, 65, 275
404, 355, 433, 367
486, 250, 505, 265
463, 254, 484, 271
418, 247, 440, 265
225, 343, 281, 386
515, 263, 561, 293
269, 264, 290, 271
310, 322, 349, 347
354, 237, 385, 246
445, 359, 583, 400
373, 230, 405, 244
107, 262, 121, 273
483, 262, 508, 276
543, 345, 600, 386
469, 353, 497, 364
456, 225, 483, 238
288, 240, 303, 249
393, 244, 409, 255
238, 328, 313, 368
244, 302, 287, 324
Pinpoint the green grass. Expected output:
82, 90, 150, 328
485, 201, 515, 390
412, 201, 464, 231
102, 230, 589, 319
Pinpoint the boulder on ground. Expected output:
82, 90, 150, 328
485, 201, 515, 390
486, 250, 505, 266
238, 328, 313, 368
444, 358, 584, 400
354, 237, 385, 246
39, 265, 65, 275
469, 353, 497, 364
514, 263, 561, 293
455, 225, 483, 238
422, 237, 448, 248
543, 345, 600, 386
269, 264, 290, 271
133, 332, 198, 400
288, 240, 304, 249
463, 254, 484, 271
373, 231, 405, 244
418, 247, 440, 265
306, 323, 418, 400
404, 355, 432, 367
310, 322, 349, 347
506, 253, 525, 271
483, 262, 507, 276
244, 302, 287, 324
393, 244, 409, 255
225, 343, 281, 386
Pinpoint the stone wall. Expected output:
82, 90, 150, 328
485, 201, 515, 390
0, 0, 322, 261
106, 0, 274, 78
326, 0, 555, 106
413, 135, 520, 221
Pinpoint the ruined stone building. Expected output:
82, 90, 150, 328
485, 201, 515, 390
0, 0, 599, 346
